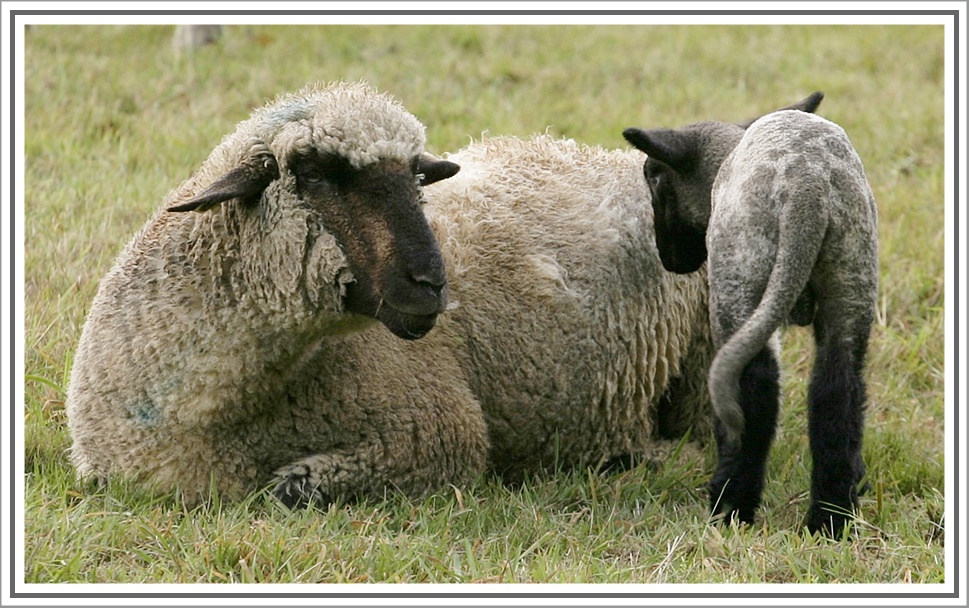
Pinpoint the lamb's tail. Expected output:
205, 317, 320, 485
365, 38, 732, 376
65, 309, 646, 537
709, 207, 827, 447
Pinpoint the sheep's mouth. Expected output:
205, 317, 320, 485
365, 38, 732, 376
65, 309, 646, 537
378, 308, 440, 340
343, 280, 446, 340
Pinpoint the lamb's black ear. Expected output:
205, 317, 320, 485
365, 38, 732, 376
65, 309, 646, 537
779, 90, 824, 114
167, 145, 279, 213
623, 127, 699, 171
738, 91, 825, 129
417, 153, 460, 186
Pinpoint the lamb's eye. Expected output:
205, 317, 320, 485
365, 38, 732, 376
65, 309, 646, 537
647, 175, 661, 189
301, 171, 323, 184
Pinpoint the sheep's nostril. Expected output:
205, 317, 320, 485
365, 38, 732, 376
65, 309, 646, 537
411, 272, 446, 295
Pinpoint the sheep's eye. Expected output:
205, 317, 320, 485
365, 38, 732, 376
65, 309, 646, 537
645, 162, 669, 191
319, 156, 353, 184
294, 153, 354, 189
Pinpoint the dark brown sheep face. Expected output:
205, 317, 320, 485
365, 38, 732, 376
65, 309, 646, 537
291, 151, 458, 340
166, 140, 459, 341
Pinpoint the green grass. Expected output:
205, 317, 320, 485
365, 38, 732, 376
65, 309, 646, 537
22, 23, 947, 587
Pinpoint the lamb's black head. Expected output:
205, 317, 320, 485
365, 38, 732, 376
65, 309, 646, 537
623, 123, 735, 274
623, 91, 824, 275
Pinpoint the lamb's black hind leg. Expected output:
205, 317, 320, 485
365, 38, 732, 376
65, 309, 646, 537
710, 346, 780, 526
805, 318, 870, 537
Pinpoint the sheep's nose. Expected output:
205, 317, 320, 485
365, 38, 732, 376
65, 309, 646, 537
411, 271, 447, 295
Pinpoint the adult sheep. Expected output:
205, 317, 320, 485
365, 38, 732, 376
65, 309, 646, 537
67, 81, 713, 508
624, 93, 878, 536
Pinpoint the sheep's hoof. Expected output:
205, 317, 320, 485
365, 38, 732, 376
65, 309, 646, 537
709, 501, 757, 529
709, 476, 759, 527
271, 464, 330, 510
805, 503, 855, 538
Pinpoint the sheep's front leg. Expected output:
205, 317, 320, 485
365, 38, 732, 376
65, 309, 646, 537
272, 449, 381, 509
270, 412, 489, 509
709, 346, 780, 526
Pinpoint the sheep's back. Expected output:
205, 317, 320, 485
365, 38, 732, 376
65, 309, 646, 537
423, 136, 711, 476
713, 111, 878, 309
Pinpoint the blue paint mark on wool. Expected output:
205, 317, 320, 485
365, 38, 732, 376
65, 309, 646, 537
128, 379, 182, 426
128, 398, 159, 426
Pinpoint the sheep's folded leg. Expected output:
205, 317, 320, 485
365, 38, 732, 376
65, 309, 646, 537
270, 417, 488, 509
271, 450, 378, 509
271, 461, 332, 509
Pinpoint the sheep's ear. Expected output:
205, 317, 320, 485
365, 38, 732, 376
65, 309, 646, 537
417, 154, 460, 186
782, 90, 824, 114
623, 128, 698, 171
167, 147, 279, 213
739, 91, 824, 129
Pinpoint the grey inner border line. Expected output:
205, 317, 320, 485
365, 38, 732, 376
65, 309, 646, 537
6, 6, 962, 604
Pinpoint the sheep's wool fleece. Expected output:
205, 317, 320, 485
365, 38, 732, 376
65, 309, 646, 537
166, 81, 426, 207
424, 135, 713, 477
66, 84, 713, 505
67, 82, 451, 503
705, 110, 878, 441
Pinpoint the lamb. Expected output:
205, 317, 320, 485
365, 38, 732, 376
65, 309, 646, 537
623, 93, 879, 535
67, 81, 714, 509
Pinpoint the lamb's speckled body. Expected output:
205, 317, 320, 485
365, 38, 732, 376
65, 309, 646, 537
624, 96, 878, 535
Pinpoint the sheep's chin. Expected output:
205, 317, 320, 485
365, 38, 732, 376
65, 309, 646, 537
377, 309, 439, 340
342, 282, 442, 340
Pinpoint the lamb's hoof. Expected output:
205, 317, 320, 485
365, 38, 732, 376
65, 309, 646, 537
805, 503, 855, 538
709, 501, 756, 528
271, 464, 329, 510
709, 478, 759, 528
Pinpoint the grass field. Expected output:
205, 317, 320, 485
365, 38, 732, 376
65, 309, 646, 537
20, 22, 948, 589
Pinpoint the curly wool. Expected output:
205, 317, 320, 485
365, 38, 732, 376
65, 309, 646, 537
425, 135, 713, 477
163, 81, 426, 211
66, 86, 713, 506
66, 82, 445, 503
